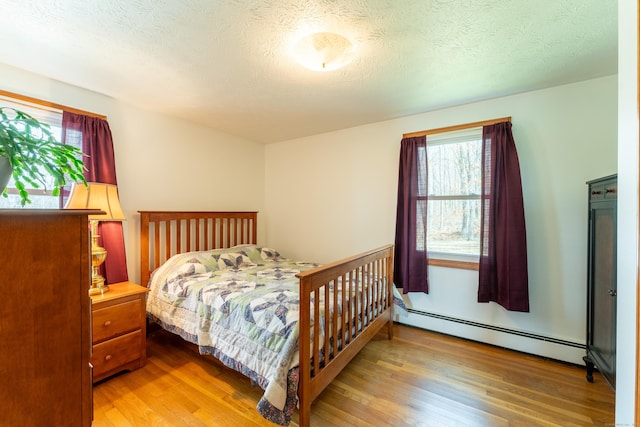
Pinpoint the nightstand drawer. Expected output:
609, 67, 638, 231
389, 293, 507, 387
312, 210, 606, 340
92, 299, 142, 343
90, 281, 149, 382
92, 330, 143, 379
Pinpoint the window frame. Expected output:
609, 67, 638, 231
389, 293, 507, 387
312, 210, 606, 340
0, 97, 67, 208
403, 117, 510, 270
424, 127, 482, 267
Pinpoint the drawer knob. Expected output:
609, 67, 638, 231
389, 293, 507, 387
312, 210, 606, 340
105, 354, 112, 361
103, 320, 112, 327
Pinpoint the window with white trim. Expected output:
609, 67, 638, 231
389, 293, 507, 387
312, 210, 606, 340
419, 127, 482, 259
0, 99, 77, 208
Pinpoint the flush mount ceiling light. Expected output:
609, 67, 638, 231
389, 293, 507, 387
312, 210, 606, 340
293, 32, 355, 72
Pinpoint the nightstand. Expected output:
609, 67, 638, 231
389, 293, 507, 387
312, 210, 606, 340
90, 281, 150, 382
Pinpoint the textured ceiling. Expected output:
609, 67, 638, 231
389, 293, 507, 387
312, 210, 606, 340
0, 0, 617, 143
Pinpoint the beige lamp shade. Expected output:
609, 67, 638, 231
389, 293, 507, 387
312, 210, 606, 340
65, 182, 125, 295
65, 182, 126, 221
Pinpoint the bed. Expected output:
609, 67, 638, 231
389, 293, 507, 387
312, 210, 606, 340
139, 211, 395, 426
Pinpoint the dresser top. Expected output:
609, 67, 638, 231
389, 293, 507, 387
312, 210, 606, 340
0, 209, 104, 216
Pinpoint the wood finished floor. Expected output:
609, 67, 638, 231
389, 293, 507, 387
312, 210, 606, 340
93, 324, 615, 426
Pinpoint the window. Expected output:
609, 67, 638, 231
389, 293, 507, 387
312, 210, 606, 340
419, 127, 482, 259
0, 100, 77, 208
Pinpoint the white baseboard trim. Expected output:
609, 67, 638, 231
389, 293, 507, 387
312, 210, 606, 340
396, 309, 586, 366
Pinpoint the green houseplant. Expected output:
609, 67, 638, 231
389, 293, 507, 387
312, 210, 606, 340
0, 107, 86, 206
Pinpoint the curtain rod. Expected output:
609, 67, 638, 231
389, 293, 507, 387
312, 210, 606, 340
0, 89, 107, 120
403, 116, 511, 138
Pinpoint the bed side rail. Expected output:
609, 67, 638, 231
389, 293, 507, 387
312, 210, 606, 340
296, 244, 394, 423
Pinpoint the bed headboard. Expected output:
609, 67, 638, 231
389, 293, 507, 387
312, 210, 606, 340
138, 211, 258, 287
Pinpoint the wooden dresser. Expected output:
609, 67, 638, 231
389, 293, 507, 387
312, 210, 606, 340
0, 209, 95, 427
90, 281, 149, 382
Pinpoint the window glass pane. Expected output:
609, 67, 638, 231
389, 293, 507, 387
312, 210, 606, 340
3, 123, 63, 189
0, 193, 60, 209
427, 194, 481, 256
427, 137, 481, 197
0, 100, 65, 209
417, 146, 427, 197
423, 128, 483, 258
416, 198, 426, 251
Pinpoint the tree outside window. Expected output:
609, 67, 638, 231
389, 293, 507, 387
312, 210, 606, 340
417, 128, 482, 258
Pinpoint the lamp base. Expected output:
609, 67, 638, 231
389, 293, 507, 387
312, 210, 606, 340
90, 220, 109, 295
89, 271, 109, 295
89, 285, 110, 295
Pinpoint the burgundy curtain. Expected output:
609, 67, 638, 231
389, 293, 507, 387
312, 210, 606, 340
478, 122, 529, 311
394, 136, 429, 293
62, 112, 129, 284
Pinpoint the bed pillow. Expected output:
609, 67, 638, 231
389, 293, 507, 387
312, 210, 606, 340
239, 246, 282, 263
215, 252, 255, 270
259, 247, 281, 261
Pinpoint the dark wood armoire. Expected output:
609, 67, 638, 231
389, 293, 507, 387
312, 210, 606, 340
0, 210, 96, 426
584, 174, 617, 390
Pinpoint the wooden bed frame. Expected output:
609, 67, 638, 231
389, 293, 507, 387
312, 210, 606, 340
139, 211, 395, 426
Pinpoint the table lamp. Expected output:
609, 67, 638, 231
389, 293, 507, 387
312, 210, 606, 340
65, 182, 126, 295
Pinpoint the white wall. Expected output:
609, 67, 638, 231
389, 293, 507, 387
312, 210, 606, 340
266, 76, 618, 365
615, 0, 638, 423
0, 63, 266, 284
